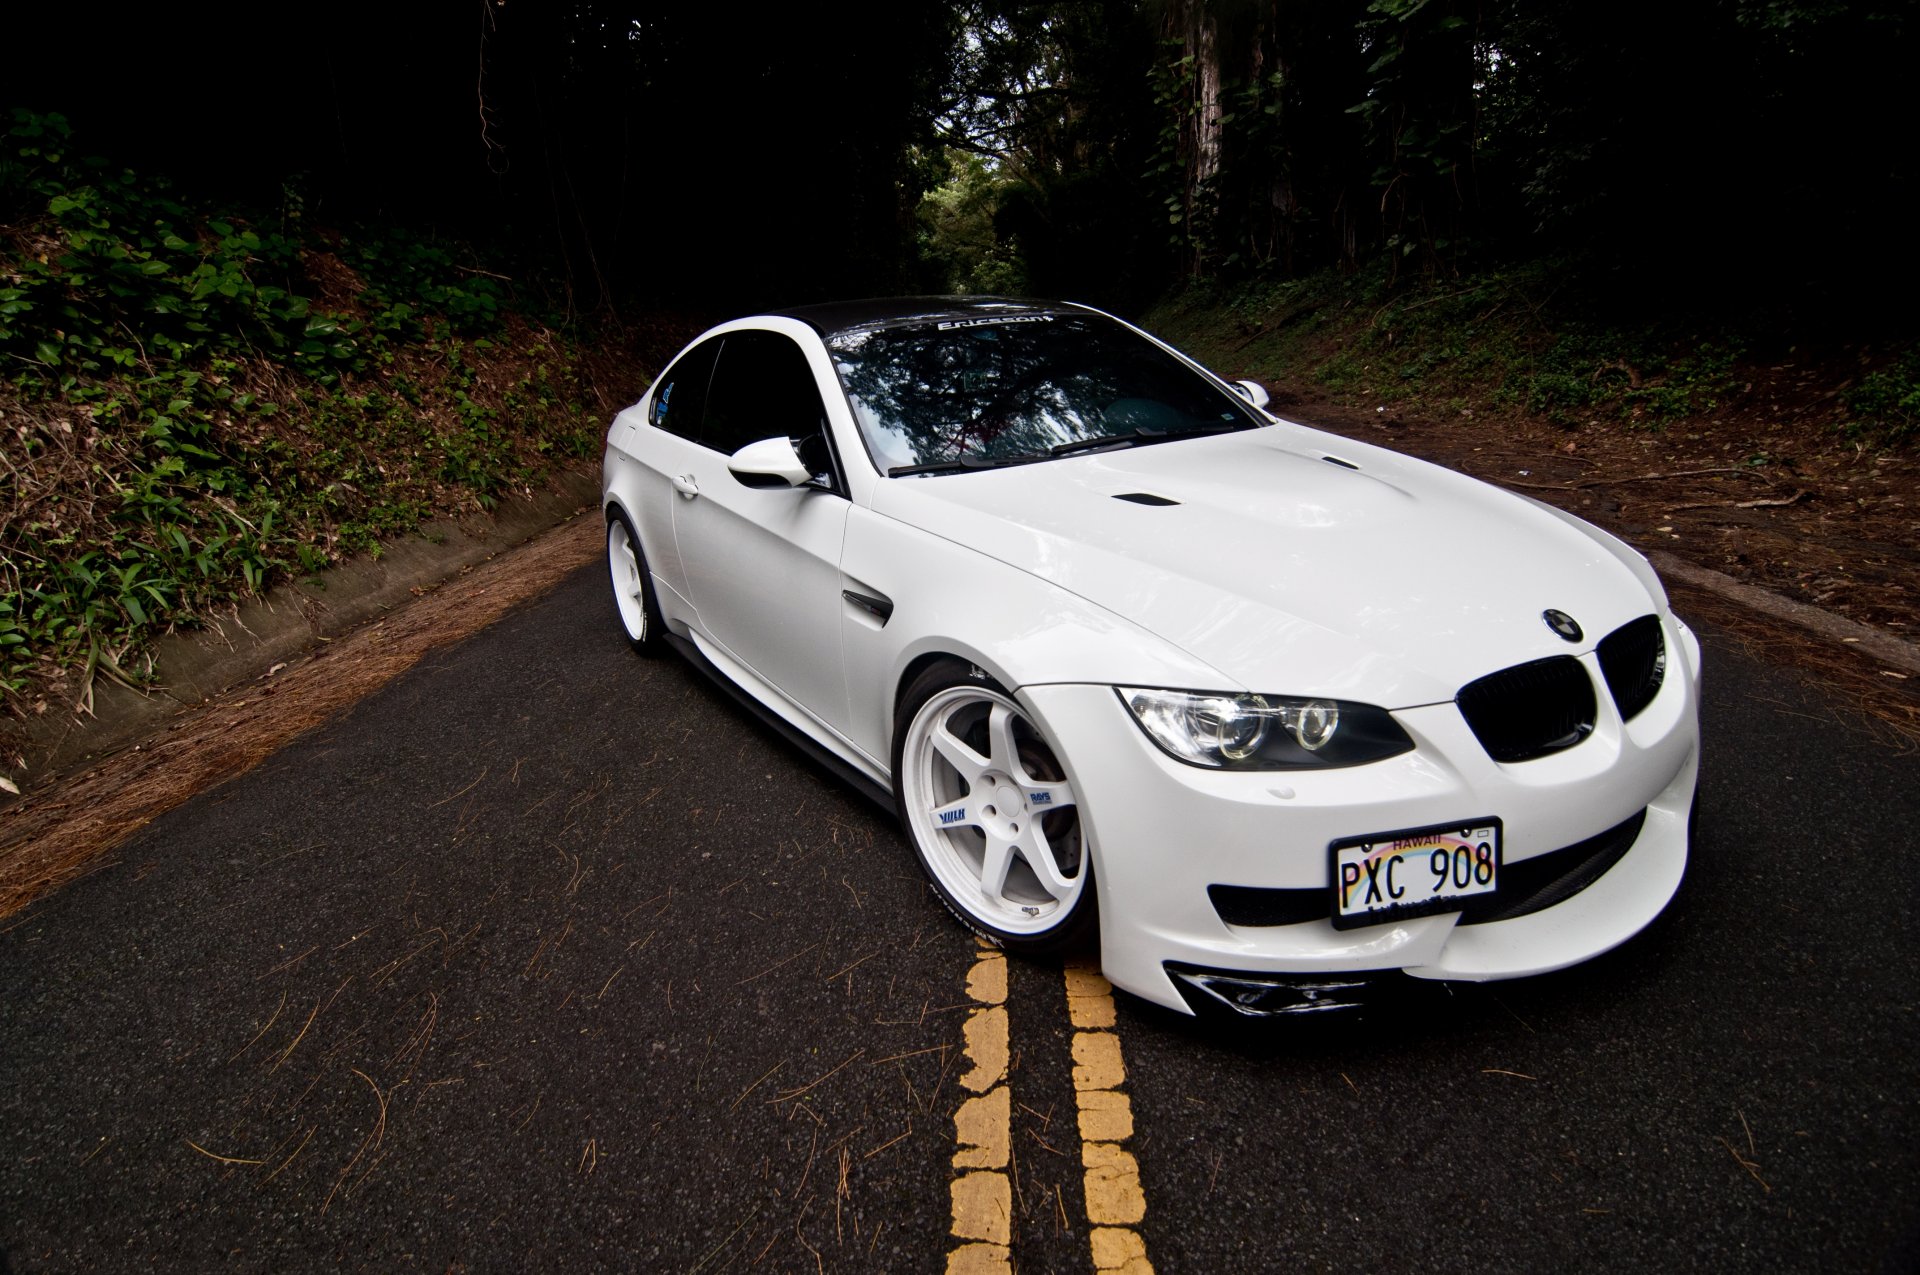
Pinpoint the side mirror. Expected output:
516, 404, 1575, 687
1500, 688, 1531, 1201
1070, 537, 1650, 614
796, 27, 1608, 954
1232, 379, 1271, 410
728, 437, 815, 488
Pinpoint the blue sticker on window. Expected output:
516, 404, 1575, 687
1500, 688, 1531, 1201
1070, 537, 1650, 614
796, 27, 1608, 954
653, 382, 673, 425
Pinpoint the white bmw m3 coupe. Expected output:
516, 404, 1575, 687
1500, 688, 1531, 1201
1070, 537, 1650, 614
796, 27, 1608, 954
600, 297, 1700, 1017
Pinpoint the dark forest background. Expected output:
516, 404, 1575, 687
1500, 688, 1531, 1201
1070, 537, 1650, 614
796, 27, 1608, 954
3, 0, 1917, 747
7, 0, 1914, 325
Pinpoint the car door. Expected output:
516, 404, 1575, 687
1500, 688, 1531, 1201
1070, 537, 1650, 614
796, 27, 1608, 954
670, 326, 853, 734
618, 334, 723, 616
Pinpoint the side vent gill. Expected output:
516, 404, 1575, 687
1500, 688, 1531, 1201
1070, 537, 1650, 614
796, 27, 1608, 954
1113, 492, 1179, 506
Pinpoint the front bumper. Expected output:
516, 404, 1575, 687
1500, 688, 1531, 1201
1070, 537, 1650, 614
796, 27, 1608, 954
1019, 623, 1700, 1015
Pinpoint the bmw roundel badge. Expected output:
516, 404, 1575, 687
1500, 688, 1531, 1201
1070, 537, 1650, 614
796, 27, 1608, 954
1542, 609, 1583, 642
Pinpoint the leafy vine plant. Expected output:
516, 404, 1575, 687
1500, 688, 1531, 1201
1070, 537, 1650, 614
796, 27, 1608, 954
0, 110, 588, 711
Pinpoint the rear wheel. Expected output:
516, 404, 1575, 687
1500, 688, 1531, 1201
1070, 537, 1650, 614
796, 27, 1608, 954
893, 662, 1096, 953
606, 509, 666, 656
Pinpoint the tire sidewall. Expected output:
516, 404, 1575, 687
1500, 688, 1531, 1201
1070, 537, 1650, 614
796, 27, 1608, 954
606, 506, 666, 656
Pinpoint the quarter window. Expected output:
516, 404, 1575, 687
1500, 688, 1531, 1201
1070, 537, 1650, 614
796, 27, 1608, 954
648, 337, 721, 441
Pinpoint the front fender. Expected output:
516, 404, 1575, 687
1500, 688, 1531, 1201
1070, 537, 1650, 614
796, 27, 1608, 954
838, 505, 1233, 764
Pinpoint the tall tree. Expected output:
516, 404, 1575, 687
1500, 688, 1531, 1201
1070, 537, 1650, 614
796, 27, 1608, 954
1349, 0, 1482, 280
938, 0, 1165, 308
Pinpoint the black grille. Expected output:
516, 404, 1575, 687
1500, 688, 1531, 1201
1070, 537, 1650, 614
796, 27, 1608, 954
1456, 656, 1597, 763
1206, 807, 1648, 930
1597, 615, 1666, 722
1458, 809, 1646, 925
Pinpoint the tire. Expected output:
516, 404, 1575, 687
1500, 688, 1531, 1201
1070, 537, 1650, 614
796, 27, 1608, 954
892, 661, 1096, 954
606, 507, 666, 656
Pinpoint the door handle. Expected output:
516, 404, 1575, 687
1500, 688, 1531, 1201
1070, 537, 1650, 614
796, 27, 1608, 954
671, 473, 699, 499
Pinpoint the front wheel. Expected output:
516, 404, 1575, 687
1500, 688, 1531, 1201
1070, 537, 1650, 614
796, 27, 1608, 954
893, 663, 1096, 954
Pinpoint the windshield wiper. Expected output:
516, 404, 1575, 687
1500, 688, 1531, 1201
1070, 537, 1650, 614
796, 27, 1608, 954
1048, 420, 1250, 458
887, 453, 1049, 477
1049, 431, 1153, 457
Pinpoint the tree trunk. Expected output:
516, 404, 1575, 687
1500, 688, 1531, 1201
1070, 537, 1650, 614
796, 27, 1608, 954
1164, 0, 1225, 276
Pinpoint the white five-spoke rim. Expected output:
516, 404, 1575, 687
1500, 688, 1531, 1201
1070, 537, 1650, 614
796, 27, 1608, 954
901, 685, 1084, 934
608, 520, 649, 642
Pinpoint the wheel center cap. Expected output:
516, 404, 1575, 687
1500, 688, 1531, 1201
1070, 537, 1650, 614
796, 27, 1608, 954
993, 783, 1023, 816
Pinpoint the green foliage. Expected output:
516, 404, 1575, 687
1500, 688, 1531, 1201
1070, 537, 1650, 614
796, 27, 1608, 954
1146, 266, 1774, 438
1147, 42, 1218, 272
0, 114, 362, 388
1145, 0, 1477, 284
926, 1, 1161, 309
1842, 348, 1920, 446
1103, 0, 1917, 313
915, 150, 1030, 294
0, 113, 628, 703
1144, 37, 1302, 277
337, 233, 510, 339
1347, 0, 1478, 277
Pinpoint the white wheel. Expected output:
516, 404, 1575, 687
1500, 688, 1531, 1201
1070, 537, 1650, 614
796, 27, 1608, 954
893, 665, 1095, 952
607, 510, 665, 655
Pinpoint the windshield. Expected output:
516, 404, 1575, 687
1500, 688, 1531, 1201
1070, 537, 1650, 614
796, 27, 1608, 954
823, 313, 1260, 474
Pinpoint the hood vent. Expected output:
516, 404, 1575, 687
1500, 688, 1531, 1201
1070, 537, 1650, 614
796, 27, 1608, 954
1112, 491, 1179, 506
1322, 455, 1360, 470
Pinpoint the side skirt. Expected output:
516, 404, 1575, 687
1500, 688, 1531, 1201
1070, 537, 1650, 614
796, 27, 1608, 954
663, 631, 896, 812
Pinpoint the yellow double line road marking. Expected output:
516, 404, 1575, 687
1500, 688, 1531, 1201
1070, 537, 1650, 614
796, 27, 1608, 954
946, 946, 1154, 1274
1067, 963, 1154, 1274
949, 945, 1013, 1272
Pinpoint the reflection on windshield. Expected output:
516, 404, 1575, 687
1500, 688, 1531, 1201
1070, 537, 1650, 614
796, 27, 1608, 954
825, 314, 1256, 473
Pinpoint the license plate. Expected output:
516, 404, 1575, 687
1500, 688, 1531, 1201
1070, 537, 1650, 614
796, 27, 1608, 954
1329, 819, 1501, 930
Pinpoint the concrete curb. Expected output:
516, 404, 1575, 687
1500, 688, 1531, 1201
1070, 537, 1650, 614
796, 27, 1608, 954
2, 468, 603, 800
1648, 550, 1920, 677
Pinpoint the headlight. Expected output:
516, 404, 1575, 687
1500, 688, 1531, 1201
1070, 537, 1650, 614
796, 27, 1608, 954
1119, 688, 1414, 770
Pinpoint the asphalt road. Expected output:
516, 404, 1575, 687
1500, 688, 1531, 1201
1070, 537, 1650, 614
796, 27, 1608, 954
3, 564, 1916, 1273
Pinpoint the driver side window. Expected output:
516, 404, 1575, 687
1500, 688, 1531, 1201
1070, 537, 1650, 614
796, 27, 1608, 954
704, 330, 831, 461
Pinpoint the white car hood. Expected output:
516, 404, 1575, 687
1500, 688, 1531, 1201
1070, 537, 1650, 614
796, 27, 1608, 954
869, 424, 1659, 706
